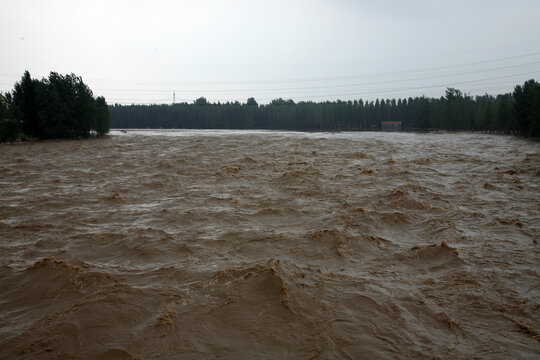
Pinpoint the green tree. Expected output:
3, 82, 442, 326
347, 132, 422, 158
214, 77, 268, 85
106, 79, 538, 136
194, 97, 208, 106
95, 96, 110, 136
12, 71, 38, 137
11, 70, 109, 139
416, 97, 431, 129
496, 94, 513, 133
0, 92, 21, 143
246, 97, 258, 106
270, 98, 286, 106
513, 79, 540, 136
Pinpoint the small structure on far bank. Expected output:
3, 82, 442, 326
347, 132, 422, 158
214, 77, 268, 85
381, 121, 401, 132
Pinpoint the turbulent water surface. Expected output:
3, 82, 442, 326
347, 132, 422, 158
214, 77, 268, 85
0, 130, 539, 359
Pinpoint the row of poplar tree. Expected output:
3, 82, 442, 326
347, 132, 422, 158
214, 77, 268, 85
0, 71, 109, 142
110, 79, 540, 136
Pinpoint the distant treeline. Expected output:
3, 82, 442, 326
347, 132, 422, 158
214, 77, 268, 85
0, 71, 109, 142
110, 79, 540, 136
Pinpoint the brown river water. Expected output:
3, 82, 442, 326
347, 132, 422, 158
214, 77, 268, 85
0, 130, 539, 359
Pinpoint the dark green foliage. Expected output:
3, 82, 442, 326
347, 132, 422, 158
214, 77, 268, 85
10, 71, 110, 140
0, 92, 14, 120
95, 96, 110, 136
194, 97, 208, 106
12, 71, 38, 137
0, 118, 21, 143
0, 92, 21, 143
513, 79, 540, 137
107, 80, 538, 137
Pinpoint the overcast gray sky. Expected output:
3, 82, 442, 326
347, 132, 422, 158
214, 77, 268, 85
1, 0, 539, 104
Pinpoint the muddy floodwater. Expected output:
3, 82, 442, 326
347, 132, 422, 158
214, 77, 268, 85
0, 130, 539, 359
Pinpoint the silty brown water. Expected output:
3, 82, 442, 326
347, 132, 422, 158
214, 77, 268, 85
0, 130, 538, 359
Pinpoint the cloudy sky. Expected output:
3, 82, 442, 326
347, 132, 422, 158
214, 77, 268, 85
1, 0, 539, 104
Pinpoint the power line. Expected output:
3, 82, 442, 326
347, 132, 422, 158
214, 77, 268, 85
82, 51, 540, 86
258, 71, 540, 100
2, 52, 539, 89
2, 52, 538, 104
101, 69, 539, 104
93, 61, 539, 95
